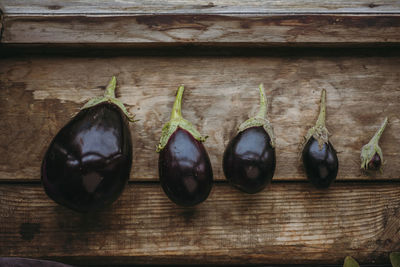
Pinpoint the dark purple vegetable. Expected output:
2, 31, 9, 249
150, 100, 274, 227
360, 117, 388, 171
157, 86, 213, 206
302, 89, 338, 188
223, 84, 276, 193
368, 153, 381, 170
41, 77, 135, 212
302, 137, 338, 188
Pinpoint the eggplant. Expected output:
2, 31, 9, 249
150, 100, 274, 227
223, 84, 276, 193
360, 117, 388, 171
41, 77, 135, 212
157, 86, 213, 206
302, 89, 338, 188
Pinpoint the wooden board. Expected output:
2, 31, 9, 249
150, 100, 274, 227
2, 0, 400, 46
2, 0, 400, 14
1, 183, 399, 265
0, 54, 399, 182
2, 14, 400, 45
1, 1, 399, 265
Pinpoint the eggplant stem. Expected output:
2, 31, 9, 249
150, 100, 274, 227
303, 89, 329, 149
156, 85, 206, 152
360, 117, 388, 171
315, 89, 326, 128
255, 83, 267, 120
236, 84, 275, 147
104, 76, 117, 99
81, 76, 136, 122
171, 85, 184, 120
370, 117, 388, 145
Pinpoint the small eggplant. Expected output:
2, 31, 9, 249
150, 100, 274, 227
41, 77, 135, 212
360, 117, 388, 171
157, 86, 213, 207
223, 84, 276, 193
302, 89, 338, 188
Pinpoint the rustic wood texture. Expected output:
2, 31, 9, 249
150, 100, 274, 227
0, 8, 3, 42
3, 14, 400, 45
1, 1, 399, 266
2, 0, 400, 14
0, 55, 399, 182
0, 183, 399, 265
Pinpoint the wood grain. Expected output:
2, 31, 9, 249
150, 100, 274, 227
0, 183, 399, 265
2, 14, 400, 45
1, 1, 399, 266
2, 0, 400, 14
0, 8, 3, 43
1, 55, 400, 182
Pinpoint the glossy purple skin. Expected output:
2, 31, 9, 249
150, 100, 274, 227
158, 127, 213, 206
368, 153, 382, 170
41, 103, 132, 212
223, 126, 276, 194
302, 137, 338, 188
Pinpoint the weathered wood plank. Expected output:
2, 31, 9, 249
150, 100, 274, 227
2, 0, 400, 14
0, 183, 399, 265
2, 14, 400, 45
0, 8, 3, 43
1, 55, 399, 181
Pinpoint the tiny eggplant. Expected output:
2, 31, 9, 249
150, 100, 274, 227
223, 84, 276, 193
157, 86, 213, 207
368, 153, 381, 170
360, 117, 388, 171
302, 89, 338, 188
41, 77, 135, 212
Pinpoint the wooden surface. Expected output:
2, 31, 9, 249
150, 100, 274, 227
1, 1, 400, 265
2, 0, 400, 14
1, 0, 400, 45
0, 54, 399, 182
1, 183, 399, 265
2, 14, 400, 45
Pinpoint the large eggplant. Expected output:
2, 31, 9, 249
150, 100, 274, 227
223, 84, 276, 193
301, 89, 338, 188
41, 77, 135, 212
157, 86, 213, 207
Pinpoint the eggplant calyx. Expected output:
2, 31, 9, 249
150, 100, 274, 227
156, 85, 206, 153
237, 84, 276, 147
360, 117, 388, 170
304, 89, 329, 149
81, 76, 136, 122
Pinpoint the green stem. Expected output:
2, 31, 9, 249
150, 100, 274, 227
370, 117, 388, 145
315, 89, 326, 128
170, 85, 184, 120
255, 83, 267, 120
104, 76, 117, 98
156, 85, 205, 152
81, 76, 136, 122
